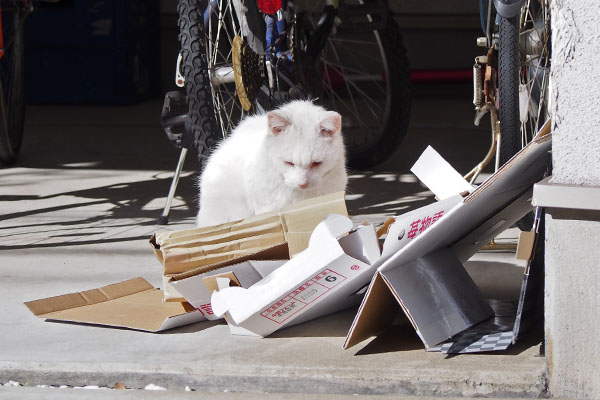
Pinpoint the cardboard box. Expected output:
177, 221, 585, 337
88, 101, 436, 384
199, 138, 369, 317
174, 191, 464, 327
150, 192, 348, 301
344, 134, 552, 351
210, 214, 382, 337
169, 260, 286, 320
24, 278, 204, 332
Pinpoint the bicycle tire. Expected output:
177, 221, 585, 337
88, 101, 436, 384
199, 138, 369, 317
177, 0, 221, 166
498, 15, 521, 167
0, 4, 27, 165
340, 17, 411, 169
497, 2, 551, 231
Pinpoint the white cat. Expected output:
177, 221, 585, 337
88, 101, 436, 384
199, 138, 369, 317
196, 100, 347, 227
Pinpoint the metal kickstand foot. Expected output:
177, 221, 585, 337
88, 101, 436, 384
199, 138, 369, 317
157, 147, 188, 225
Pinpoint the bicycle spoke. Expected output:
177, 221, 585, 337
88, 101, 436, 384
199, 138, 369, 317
320, 58, 386, 96
324, 63, 384, 119
324, 79, 373, 141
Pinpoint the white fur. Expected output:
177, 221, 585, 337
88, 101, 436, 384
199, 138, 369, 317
196, 100, 348, 227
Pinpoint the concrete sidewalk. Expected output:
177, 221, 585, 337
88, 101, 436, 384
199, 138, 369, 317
0, 97, 547, 397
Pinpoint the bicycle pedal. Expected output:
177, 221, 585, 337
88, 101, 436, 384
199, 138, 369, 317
161, 91, 188, 148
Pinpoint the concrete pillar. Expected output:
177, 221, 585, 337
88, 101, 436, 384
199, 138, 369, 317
545, 0, 600, 397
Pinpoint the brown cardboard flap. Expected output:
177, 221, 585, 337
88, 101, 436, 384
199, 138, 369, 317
25, 278, 200, 332
152, 191, 347, 279
25, 277, 154, 316
535, 118, 551, 138
280, 192, 348, 233
202, 271, 241, 293
343, 273, 399, 350
516, 231, 537, 261
162, 232, 286, 275
170, 242, 289, 281
156, 217, 283, 249
285, 232, 312, 257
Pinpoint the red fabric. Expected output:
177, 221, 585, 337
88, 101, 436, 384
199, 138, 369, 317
257, 0, 282, 15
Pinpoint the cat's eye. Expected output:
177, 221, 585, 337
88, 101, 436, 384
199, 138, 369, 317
311, 161, 322, 168
285, 161, 294, 167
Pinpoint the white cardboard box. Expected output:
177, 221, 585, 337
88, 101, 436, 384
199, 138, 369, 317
169, 260, 286, 320
344, 134, 552, 350
210, 214, 382, 337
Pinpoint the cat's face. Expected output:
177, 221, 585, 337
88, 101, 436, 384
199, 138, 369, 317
266, 101, 345, 190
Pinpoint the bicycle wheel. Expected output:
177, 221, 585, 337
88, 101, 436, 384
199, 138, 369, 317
314, 11, 411, 169
498, 1, 550, 230
498, 0, 550, 166
498, 15, 520, 166
0, 2, 27, 165
184, 0, 411, 170
177, 0, 222, 165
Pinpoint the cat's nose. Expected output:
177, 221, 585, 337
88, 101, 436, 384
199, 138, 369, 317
298, 182, 309, 189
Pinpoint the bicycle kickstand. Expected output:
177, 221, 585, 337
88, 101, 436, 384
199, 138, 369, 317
157, 91, 192, 225
157, 147, 189, 225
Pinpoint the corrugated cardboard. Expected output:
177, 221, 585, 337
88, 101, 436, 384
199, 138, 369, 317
24, 278, 204, 332
344, 135, 552, 350
150, 192, 348, 301
210, 214, 382, 337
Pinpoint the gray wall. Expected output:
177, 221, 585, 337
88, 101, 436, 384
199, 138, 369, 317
546, 0, 600, 397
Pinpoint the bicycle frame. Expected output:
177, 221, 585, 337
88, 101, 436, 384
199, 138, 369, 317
0, 6, 4, 60
0, 0, 32, 60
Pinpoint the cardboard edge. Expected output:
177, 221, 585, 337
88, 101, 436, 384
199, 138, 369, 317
464, 134, 551, 204
343, 272, 399, 350
157, 309, 206, 332
24, 277, 155, 317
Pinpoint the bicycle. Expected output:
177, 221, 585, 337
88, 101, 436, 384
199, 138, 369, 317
467, 0, 550, 230
0, 0, 29, 165
157, 0, 412, 223
173, 0, 411, 170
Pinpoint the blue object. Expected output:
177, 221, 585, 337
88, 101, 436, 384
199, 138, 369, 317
26, 0, 159, 104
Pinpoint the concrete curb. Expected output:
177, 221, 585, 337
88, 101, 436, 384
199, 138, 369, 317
1, 360, 547, 397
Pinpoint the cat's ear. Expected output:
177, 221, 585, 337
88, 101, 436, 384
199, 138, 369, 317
267, 111, 290, 135
319, 111, 342, 137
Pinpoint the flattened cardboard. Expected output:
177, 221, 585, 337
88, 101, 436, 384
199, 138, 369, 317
151, 191, 347, 301
210, 214, 382, 337
24, 278, 204, 332
380, 248, 493, 348
344, 135, 552, 350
